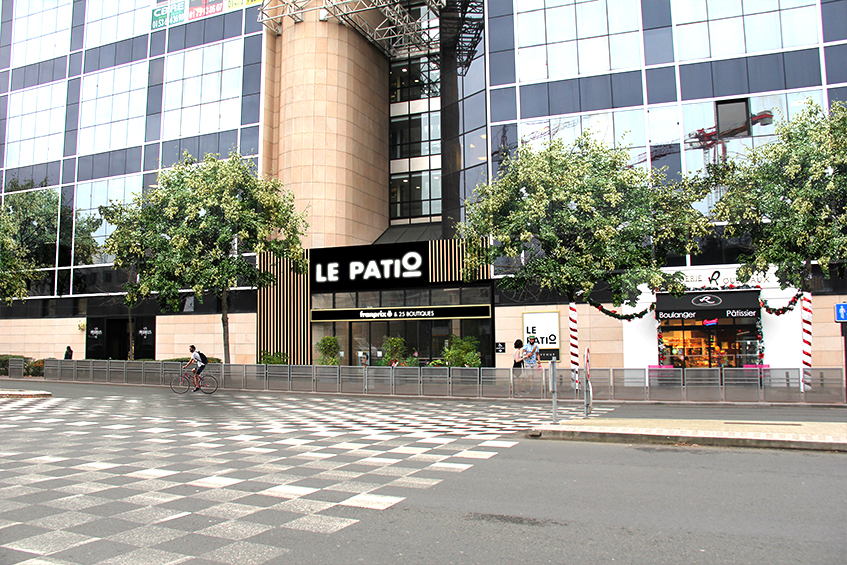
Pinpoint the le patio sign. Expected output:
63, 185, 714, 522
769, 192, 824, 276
522, 312, 560, 362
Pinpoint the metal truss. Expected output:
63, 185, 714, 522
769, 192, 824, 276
439, 0, 483, 76
258, 0, 441, 59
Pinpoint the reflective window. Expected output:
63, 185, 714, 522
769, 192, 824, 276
389, 170, 441, 220
547, 41, 578, 80
77, 62, 148, 155
716, 99, 750, 139
577, 36, 610, 74
160, 37, 244, 141
672, 0, 707, 24
744, 11, 781, 53
73, 173, 143, 265
708, 17, 746, 58
709, 0, 743, 19
11, 0, 72, 68
676, 22, 710, 61
84, 0, 150, 50
575, 0, 608, 38
648, 105, 680, 145
582, 112, 614, 145
517, 10, 546, 47
780, 6, 818, 48
518, 45, 548, 82
5, 82, 67, 168
613, 108, 646, 147
609, 32, 641, 70
608, 0, 639, 33
545, 6, 576, 43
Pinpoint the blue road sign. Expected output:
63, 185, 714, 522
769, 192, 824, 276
835, 303, 847, 322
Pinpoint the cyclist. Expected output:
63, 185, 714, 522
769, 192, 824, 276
183, 345, 206, 392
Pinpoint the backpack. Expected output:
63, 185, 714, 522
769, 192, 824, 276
198, 351, 208, 364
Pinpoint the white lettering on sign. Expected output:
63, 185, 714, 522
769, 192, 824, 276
726, 309, 757, 317
348, 252, 423, 281
315, 262, 339, 282
658, 311, 696, 319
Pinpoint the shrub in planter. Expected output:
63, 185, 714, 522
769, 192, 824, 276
315, 336, 340, 365
0, 354, 30, 376
26, 359, 45, 377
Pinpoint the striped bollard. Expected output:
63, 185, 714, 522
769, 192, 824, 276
569, 302, 579, 391
801, 293, 812, 393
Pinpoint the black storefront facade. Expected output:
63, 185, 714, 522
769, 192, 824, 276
656, 290, 761, 369
308, 241, 494, 366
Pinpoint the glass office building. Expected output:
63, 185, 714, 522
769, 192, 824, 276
1, 0, 846, 370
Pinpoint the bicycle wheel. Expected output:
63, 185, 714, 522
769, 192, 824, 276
170, 375, 191, 394
199, 375, 218, 394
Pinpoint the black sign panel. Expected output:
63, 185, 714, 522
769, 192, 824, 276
656, 290, 760, 320
311, 304, 491, 322
495, 342, 506, 353
310, 241, 429, 292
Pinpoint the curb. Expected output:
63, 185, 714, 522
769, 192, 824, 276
0, 390, 52, 398
526, 428, 847, 452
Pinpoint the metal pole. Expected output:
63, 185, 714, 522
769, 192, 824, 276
550, 357, 557, 424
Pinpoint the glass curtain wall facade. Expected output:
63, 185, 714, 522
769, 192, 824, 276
0, 0, 264, 302
483, 0, 847, 269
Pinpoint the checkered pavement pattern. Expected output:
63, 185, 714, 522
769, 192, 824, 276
0, 392, 615, 565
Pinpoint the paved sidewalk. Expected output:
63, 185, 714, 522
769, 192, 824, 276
528, 417, 847, 451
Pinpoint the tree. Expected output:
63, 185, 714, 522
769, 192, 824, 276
0, 207, 36, 305
710, 100, 847, 290
460, 133, 710, 310
101, 152, 308, 363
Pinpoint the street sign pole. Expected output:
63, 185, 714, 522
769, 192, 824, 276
584, 347, 592, 417
550, 356, 557, 424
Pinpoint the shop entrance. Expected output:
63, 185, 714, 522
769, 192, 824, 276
661, 319, 758, 368
85, 316, 156, 360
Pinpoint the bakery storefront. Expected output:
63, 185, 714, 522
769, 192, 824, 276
657, 291, 761, 368
308, 241, 493, 366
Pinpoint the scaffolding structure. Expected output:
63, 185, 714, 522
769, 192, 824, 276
258, 0, 443, 59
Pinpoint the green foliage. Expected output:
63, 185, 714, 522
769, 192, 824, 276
164, 356, 221, 363
25, 359, 44, 377
710, 100, 847, 290
0, 209, 36, 305
376, 336, 419, 367
460, 133, 710, 308
441, 335, 482, 367
101, 151, 308, 363
0, 354, 30, 375
260, 351, 289, 365
315, 335, 340, 366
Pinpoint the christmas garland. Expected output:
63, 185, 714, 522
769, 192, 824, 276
759, 289, 804, 315
584, 296, 656, 320
657, 320, 668, 365
755, 317, 765, 362
688, 283, 804, 316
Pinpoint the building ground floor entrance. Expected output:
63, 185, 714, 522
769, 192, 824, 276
312, 317, 492, 367
85, 316, 155, 360
661, 319, 759, 368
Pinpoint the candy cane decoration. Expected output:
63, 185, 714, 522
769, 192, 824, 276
801, 292, 812, 391
569, 302, 579, 388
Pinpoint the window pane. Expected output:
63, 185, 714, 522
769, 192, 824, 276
517, 10, 546, 47
614, 108, 646, 147
547, 41, 578, 80
518, 45, 548, 82
676, 22, 710, 61
575, 0, 608, 38
780, 6, 818, 48
546, 6, 576, 43
709, 17, 745, 58
608, 0, 639, 33
578, 36, 610, 75
744, 12, 781, 53
648, 105, 680, 145
609, 32, 641, 70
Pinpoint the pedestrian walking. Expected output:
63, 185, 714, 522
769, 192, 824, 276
64, 346, 73, 359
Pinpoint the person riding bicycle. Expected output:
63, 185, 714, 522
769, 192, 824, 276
183, 345, 206, 392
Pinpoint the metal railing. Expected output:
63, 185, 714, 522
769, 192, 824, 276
5, 360, 842, 404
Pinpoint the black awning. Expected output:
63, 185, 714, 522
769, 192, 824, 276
656, 290, 760, 320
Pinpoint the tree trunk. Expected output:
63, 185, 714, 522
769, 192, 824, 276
127, 305, 134, 361
221, 289, 231, 364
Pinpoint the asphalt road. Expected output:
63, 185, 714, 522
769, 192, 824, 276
0, 381, 845, 565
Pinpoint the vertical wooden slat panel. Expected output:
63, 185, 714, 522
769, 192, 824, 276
258, 251, 310, 365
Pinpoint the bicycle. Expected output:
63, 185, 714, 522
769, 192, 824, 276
170, 370, 218, 394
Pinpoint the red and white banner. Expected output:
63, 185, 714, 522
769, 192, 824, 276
569, 302, 578, 387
